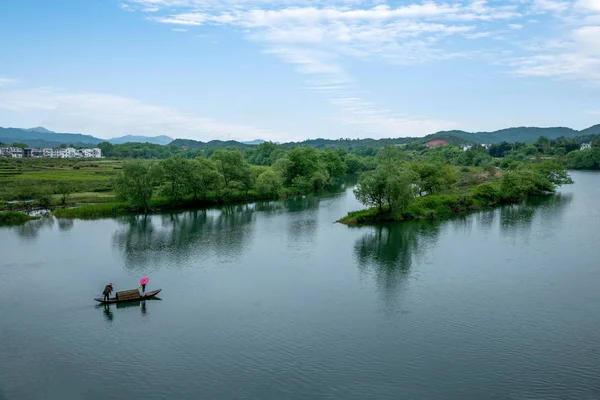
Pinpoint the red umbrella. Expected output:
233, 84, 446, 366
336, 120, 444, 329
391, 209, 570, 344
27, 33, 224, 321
139, 277, 149, 285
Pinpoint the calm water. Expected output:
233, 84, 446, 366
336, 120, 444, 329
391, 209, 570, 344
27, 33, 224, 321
1, 172, 600, 400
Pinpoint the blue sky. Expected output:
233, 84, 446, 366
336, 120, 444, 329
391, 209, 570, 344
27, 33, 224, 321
0, 0, 599, 142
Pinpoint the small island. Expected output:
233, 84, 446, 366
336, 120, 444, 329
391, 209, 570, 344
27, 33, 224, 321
338, 146, 573, 225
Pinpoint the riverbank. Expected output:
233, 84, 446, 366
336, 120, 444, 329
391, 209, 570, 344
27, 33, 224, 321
51, 186, 330, 219
0, 211, 40, 225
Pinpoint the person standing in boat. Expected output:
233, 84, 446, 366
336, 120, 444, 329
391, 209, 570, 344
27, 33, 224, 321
103, 283, 113, 301
139, 277, 149, 297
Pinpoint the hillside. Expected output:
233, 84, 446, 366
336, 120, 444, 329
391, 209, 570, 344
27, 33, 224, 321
0, 127, 173, 147
109, 135, 173, 145
2, 123, 598, 151
0, 127, 101, 146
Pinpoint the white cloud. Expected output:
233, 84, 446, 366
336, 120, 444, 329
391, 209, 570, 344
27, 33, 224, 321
510, 24, 600, 82
120, 0, 600, 135
531, 0, 570, 13
0, 77, 17, 87
0, 87, 290, 141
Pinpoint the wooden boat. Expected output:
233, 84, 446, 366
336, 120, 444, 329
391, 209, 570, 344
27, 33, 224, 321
95, 288, 162, 304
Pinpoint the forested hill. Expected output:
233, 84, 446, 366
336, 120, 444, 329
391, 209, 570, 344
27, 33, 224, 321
170, 125, 600, 151
2, 124, 599, 151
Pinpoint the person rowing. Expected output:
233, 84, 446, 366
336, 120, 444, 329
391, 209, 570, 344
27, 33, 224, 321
103, 283, 113, 301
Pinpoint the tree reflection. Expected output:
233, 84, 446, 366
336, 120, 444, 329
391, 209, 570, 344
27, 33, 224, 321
10, 216, 55, 240
112, 206, 257, 270
57, 218, 74, 232
499, 193, 573, 235
354, 220, 442, 299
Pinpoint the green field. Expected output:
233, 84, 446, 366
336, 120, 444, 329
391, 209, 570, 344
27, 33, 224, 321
0, 158, 122, 202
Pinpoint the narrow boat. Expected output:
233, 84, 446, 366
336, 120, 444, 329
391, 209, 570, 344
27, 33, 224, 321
95, 288, 162, 304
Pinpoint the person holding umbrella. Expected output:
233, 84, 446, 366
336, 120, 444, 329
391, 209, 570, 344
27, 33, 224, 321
139, 277, 149, 297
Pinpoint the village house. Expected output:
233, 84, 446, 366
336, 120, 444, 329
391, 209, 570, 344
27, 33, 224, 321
0, 146, 102, 158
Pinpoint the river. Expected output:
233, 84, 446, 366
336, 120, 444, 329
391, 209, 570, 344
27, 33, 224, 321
1, 171, 600, 400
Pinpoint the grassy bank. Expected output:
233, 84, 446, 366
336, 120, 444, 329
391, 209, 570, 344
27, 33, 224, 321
0, 211, 40, 225
50, 187, 314, 219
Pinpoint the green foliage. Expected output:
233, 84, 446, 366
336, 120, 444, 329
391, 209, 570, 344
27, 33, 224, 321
255, 170, 283, 196
159, 156, 189, 202
53, 203, 128, 219
344, 153, 367, 173
319, 150, 346, 180
353, 163, 417, 215
410, 160, 450, 196
185, 158, 222, 200
244, 142, 283, 165
114, 161, 161, 211
566, 148, 600, 170
12, 142, 28, 149
282, 148, 321, 185
98, 142, 114, 157
211, 149, 253, 192
472, 182, 501, 204
57, 181, 78, 205
0, 212, 39, 225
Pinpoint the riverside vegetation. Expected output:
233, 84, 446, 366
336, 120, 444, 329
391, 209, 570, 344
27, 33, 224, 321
0, 135, 597, 224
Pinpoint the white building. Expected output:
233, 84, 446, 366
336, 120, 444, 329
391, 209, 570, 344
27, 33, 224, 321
581, 142, 592, 150
0, 147, 24, 158
0, 146, 101, 158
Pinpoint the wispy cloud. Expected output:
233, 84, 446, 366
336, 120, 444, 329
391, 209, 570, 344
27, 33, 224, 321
120, 0, 600, 136
0, 77, 17, 87
0, 87, 289, 141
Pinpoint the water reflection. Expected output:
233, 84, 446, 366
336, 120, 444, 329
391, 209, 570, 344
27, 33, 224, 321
500, 194, 573, 236
354, 221, 443, 299
113, 206, 257, 269
97, 298, 159, 323
102, 304, 113, 322
9, 216, 55, 240
57, 218, 74, 232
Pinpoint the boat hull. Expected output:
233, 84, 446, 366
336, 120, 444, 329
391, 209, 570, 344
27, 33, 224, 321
95, 289, 162, 304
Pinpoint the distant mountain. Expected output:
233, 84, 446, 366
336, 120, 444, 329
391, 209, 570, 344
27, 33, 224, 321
0, 127, 101, 147
2, 123, 598, 151
579, 124, 600, 136
26, 126, 55, 134
242, 139, 266, 145
431, 126, 581, 144
171, 138, 249, 149
0, 127, 173, 147
109, 135, 174, 145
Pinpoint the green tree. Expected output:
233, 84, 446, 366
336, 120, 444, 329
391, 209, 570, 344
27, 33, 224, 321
211, 149, 253, 193
354, 169, 387, 212
114, 160, 162, 211
319, 150, 346, 180
282, 148, 320, 185
12, 142, 28, 149
160, 156, 189, 203
344, 153, 367, 174
354, 164, 417, 214
98, 142, 114, 157
185, 158, 222, 200
56, 181, 77, 206
410, 160, 448, 196
255, 170, 283, 196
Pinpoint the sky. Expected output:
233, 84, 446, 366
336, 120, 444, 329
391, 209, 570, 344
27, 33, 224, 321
0, 0, 599, 142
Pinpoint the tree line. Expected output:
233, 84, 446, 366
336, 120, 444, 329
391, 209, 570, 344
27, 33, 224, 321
114, 148, 357, 211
